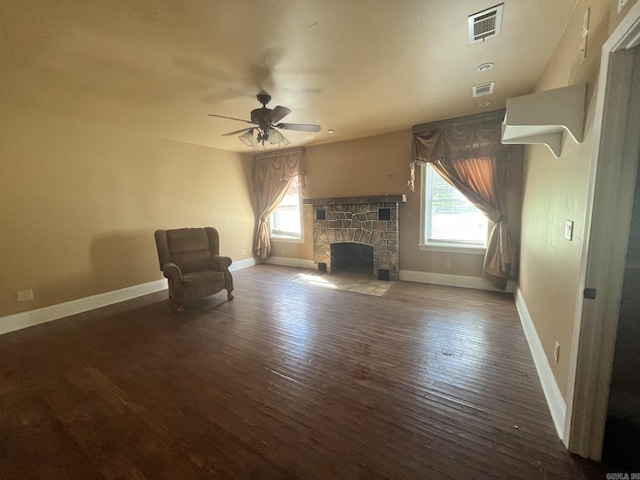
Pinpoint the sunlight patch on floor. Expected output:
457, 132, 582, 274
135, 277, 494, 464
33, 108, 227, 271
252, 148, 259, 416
289, 271, 394, 297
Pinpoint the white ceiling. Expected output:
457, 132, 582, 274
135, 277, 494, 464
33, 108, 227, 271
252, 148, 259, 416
1, 0, 577, 152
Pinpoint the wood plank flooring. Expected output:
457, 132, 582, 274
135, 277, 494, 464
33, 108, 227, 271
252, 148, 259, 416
0, 265, 603, 479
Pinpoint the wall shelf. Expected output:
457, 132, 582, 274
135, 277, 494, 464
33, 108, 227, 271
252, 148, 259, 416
501, 83, 586, 157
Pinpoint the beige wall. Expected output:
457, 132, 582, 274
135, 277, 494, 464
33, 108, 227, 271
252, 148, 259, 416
271, 129, 523, 280
518, 0, 638, 400
0, 102, 255, 319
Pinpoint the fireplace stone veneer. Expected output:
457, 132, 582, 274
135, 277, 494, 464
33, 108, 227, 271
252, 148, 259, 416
303, 195, 407, 281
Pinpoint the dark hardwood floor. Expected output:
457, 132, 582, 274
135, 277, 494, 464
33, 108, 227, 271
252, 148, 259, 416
0, 265, 604, 479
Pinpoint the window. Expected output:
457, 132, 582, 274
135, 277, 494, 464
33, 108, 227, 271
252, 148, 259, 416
270, 175, 303, 240
421, 164, 487, 252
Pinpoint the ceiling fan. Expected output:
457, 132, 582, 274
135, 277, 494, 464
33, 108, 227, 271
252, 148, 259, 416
208, 92, 321, 149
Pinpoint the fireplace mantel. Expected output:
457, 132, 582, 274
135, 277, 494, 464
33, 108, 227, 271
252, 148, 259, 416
303, 194, 406, 205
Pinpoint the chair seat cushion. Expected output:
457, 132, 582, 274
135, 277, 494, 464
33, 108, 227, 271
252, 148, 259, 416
183, 270, 225, 286
182, 270, 226, 299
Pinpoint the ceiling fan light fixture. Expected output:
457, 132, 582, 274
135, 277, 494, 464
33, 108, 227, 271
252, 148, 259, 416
268, 128, 284, 144
239, 129, 254, 146
278, 137, 290, 148
252, 134, 265, 150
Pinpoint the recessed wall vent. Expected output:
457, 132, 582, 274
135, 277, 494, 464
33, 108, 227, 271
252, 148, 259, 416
472, 82, 495, 97
468, 4, 504, 44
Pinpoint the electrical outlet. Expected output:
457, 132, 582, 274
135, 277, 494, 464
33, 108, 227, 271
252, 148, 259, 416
618, 0, 629, 13
17, 290, 33, 302
554, 341, 560, 363
241, 249, 247, 256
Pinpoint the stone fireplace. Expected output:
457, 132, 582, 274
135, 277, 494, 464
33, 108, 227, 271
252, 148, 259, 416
303, 195, 407, 281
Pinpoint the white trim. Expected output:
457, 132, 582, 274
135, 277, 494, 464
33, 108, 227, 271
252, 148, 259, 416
264, 256, 315, 269
612, 10, 640, 51
515, 287, 567, 440
229, 257, 257, 271
0, 279, 167, 336
269, 236, 305, 244
418, 243, 486, 255
399, 269, 515, 293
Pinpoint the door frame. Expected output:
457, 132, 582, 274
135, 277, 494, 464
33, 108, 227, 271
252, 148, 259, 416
564, 2, 640, 460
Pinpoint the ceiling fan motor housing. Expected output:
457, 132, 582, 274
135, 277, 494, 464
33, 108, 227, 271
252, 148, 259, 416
251, 107, 273, 132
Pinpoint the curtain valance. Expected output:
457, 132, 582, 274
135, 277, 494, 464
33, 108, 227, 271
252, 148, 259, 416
412, 112, 505, 163
409, 110, 506, 191
253, 147, 306, 192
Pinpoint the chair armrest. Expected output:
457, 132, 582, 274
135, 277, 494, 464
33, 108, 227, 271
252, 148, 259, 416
161, 262, 183, 281
210, 255, 232, 271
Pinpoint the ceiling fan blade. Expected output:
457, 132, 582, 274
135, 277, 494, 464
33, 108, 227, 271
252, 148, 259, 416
265, 105, 291, 124
222, 127, 254, 136
276, 123, 321, 133
208, 113, 255, 125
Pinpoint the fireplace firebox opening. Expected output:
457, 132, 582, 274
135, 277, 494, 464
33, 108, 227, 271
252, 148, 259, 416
330, 243, 373, 276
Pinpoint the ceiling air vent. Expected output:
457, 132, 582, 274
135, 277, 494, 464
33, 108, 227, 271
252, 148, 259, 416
468, 4, 504, 44
472, 82, 495, 97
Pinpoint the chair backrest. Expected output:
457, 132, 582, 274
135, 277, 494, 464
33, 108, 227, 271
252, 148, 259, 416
154, 227, 220, 273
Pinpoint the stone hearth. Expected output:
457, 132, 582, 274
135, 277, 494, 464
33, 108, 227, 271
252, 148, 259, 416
304, 195, 406, 281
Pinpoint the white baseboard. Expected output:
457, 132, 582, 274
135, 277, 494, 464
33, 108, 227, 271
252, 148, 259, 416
0, 279, 168, 336
399, 270, 515, 293
0, 257, 258, 336
229, 257, 257, 271
514, 286, 566, 440
264, 256, 315, 269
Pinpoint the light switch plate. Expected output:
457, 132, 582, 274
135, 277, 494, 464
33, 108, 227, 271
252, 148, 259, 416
565, 221, 574, 241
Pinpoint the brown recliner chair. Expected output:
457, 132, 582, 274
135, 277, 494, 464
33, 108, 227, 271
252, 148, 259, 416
154, 227, 234, 311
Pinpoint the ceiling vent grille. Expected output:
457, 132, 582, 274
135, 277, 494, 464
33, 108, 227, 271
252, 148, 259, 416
472, 82, 495, 97
469, 4, 504, 43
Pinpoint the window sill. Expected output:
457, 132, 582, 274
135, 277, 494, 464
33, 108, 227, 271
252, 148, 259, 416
270, 236, 305, 244
419, 243, 486, 255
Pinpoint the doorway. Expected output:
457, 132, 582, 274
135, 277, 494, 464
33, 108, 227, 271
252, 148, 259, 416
602, 158, 640, 469
565, 4, 640, 462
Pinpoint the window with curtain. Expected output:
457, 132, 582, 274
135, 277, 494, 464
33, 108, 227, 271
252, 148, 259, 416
269, 175, 303, 239
421, 164, 488, 250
